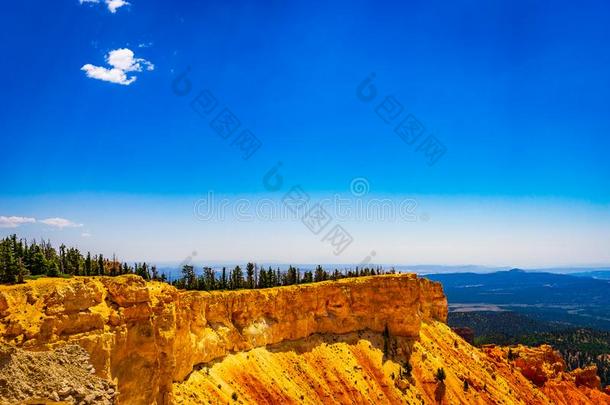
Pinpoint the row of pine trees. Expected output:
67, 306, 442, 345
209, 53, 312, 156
0, 234, 158, 283
174, 263, 391, 291
0, 234, 391, 289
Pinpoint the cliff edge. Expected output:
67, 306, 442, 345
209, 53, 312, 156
0, 274, 445, 404
0, 274, 608, 404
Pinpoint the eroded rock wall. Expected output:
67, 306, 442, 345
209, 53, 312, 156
0, 274, 446, 404
172, 323, 610, 405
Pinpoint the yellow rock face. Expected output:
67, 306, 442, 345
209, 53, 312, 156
0, 274, 446, 404
174, 322, 610, 405
1, 274, 608, 405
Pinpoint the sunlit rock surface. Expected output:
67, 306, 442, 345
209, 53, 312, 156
0, 274, 608, 404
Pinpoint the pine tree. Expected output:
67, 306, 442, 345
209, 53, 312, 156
257, 266, 264, 288
221, 267, 227, 289
0, 243, 18, 283
17, 258, 28, 283
302, 271, 313, 283
203, 267, 215, 290
136, 262, 150, 280
65, 247, 82, 275
97, 254, 104, 276
151, 265, 159, 280
286, 266, 297, 285
85, 252, 92, 276
182, 265, 195, 289
246, 262, 255, 289
47, 260, 60, 277
31, 250, 47, 276
231, 266, 243, 289
333, 269, 341, 280
314, 265, 326, 282
110, 254, 118, 277
435, 368, 446, 382
59, 244, 66, 274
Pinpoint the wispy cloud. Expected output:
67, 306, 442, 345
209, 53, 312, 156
0, 216, 36, 228
79, 0, 130, 14
81, 48, 154, 86
40, 218, 83, 229
81, 232, 92, 238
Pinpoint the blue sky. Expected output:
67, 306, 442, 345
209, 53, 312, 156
0, 1, 609, 267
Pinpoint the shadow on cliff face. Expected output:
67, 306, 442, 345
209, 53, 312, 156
243, 328, 417, 366
189, 328, 417, 368
177, 329, 419, 404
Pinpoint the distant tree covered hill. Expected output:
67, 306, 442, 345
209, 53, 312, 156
572, 271, 610, 280
427, 269, 610, 330
428, 269, 610, 305
449, 311, 561, 339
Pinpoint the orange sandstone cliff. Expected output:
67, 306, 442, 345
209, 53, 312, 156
0, 274, 608, 404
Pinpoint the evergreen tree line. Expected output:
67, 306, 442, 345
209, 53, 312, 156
0, 234, 394, 290
173, 263, 393, 291
0, 234, 161, 283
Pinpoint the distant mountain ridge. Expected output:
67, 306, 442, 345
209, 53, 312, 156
572, 271, 610, 280
426, 269, 610, 331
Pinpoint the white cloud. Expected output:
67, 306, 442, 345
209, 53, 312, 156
0, 216, 36, 228
81, 232, 92, 238
79, 0, 129, 13
107, 48, 153, 71
106, 0, 129, 13
81, 48, 154, 86
81, 64, 136, 85
40, 218, 83, 229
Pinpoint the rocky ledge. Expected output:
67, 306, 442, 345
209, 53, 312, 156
0, 274, 446, 404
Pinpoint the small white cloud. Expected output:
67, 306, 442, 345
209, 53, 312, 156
0, 216, 36, 228
79, 0, 129, 14
81, 64, 136, 85
40, 218, 83, 229
81, 48, 154, 86
107, 48, 153, 71
138, 42, 153, 48
106, 0, 129, 13
81, 232, 92, 238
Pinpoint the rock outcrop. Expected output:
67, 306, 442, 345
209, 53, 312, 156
0, 274, 608, 405
0, 274, 446, 404
573, 366, 602, 389
0, 344, 116, 404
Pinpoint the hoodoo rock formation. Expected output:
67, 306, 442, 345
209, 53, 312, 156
0, 274, 608, 404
